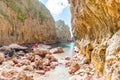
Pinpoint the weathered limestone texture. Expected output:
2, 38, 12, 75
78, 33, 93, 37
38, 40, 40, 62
0, 0, 56, 44
69, 0, 120, 80
55, 20, 71, 42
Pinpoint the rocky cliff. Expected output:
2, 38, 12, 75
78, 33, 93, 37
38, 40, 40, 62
69, 0, 120, 80
55, 20, 71, 42
0, 0, 56, 44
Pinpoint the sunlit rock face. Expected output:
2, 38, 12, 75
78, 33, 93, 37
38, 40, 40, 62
0, 0, 56, 44
69, 0, 120, 80
55, 20, 71, 42
105, 30, 120, 80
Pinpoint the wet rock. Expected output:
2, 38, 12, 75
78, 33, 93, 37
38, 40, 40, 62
50, 47, 64, 54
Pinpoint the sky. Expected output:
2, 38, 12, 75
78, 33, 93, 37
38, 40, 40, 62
39, 0, 71, 28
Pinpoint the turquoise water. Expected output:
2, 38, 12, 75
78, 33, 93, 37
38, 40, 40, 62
50, 42, 76, 57
50, 42, 76, 48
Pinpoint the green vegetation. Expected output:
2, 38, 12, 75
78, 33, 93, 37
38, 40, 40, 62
17, 13, 25, 20
3, 0, 25, 21
0, 9, 13, 25
0, 10, 8, 17
39, 1, 50, 13
1, 0, 48, 22
27, 0, 46, 23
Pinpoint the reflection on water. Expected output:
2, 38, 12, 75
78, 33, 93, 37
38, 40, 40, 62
35, 42, 76, 80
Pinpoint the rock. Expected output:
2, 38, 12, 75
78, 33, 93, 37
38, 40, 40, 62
69, 0, 120, 41
34, 55, 43, 69
43, 66, 51, 72
74, 46, 79, 53
104, 30, 120, 80
55, 20, 72, 42
65, 61, 71, 67
9, 44, 27, 50
17, 51, 25, 56
0, 69, 33, 80
16, 59, 31, 67
34, 48, 51, 57
0, 0, 56, 45
69, 75, 83, 80
42, 58, 50, 66
35, 70, 45, 75
85, 75, 92, 80
1, 70, 18, 79
65, 57, 71, 61
30, 62, 36, 68
69, 0, 120, 79
50, 62, 58, 69
25, 53, 34, 62
16, 71, 33, 80
45, 53, 57, 62
23, 65, 34, 71
12, 59, 18, 64
69, 62, 80, 74
49, 56, 58, 62
39, 44, 52, 49
91, 44, 106, 74
0, 53, 5, 64
50, 47, 64, 54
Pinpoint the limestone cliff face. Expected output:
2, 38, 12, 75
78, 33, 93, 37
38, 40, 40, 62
0, 0, 56, 44
55, 20, 71, 42
69, 0, 120, 41
69, 0, 120, 80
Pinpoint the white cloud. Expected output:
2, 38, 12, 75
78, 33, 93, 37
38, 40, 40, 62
45, 0, 69, 15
